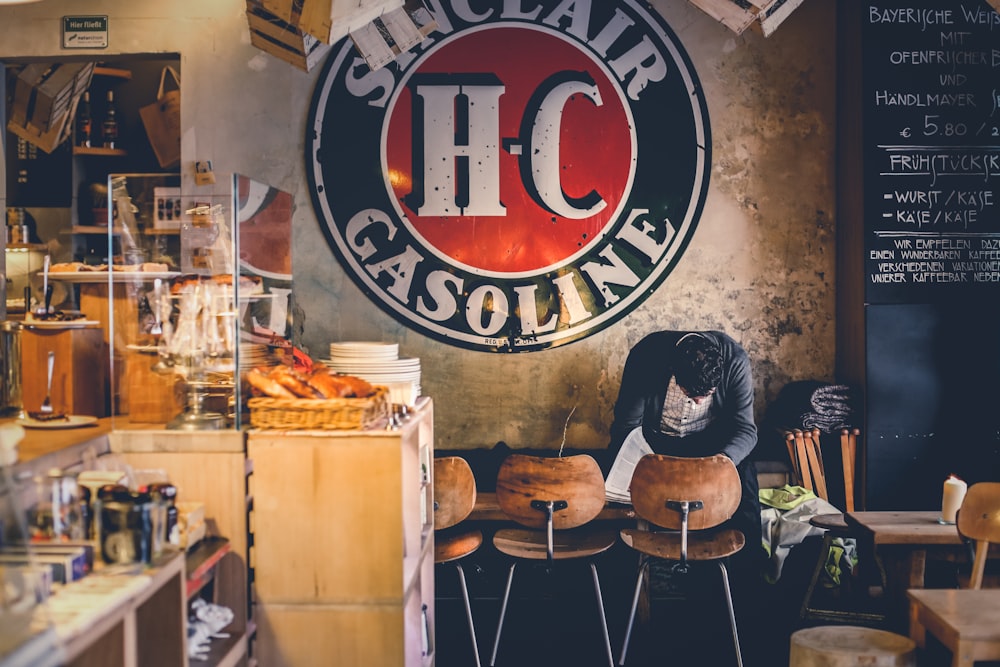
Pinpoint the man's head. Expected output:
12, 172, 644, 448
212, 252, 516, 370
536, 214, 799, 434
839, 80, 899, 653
673, 333, 723, 400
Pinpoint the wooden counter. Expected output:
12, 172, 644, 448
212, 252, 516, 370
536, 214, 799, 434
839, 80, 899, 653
2, 416, 112, 475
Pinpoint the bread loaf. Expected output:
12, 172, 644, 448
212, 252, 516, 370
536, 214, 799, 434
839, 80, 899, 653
246, 366, 376, 399
270, 366, 320, 398
246, 368, 296, 398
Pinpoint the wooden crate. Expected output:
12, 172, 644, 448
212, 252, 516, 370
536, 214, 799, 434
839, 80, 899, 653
9, 62, 94, 134
298, 0, 403, 45
246, 0, 331, 72
7, 93, 79, 154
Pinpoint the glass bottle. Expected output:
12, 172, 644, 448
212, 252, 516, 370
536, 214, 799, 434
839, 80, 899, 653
76, 91, 92, 148
102, 89, 119, 149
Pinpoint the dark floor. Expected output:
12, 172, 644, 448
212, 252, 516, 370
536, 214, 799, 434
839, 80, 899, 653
433, 532, 998, 667
435, 531, 824, 667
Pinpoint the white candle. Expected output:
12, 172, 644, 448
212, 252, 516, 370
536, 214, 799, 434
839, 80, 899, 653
940, 475, 968, 524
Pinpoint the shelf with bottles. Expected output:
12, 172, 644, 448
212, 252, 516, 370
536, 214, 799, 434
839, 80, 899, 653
72, 68, 127, 155
72, 146, 127, 157
92, 66, 132, 81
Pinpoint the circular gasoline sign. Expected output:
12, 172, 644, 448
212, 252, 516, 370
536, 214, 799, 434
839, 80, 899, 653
307, 1, 710, 352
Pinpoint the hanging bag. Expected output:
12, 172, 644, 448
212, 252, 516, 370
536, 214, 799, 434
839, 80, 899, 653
139, 66, 181, 168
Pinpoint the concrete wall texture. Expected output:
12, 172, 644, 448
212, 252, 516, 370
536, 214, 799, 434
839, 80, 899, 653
0, 0, 837, 452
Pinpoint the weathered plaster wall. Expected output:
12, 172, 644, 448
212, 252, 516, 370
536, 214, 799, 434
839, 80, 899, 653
0, 0, 837, 452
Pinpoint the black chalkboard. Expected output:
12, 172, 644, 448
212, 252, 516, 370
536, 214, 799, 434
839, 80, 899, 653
866, 301, 1000, 510
863, 1, 1000, 304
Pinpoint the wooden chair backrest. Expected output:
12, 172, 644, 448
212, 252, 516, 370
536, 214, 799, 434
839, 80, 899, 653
957, 481, 1000, 589
630, 454, 741, 530
495, 454, 606, 530
434, 456, 477, 531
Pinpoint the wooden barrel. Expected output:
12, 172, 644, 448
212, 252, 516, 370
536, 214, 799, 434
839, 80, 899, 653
790, 626, 915, 667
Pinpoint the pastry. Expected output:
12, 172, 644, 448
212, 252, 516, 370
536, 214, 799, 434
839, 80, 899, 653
306, 368, 354, 398
270, 366, 319, 398
245, 368, 296, 398
307, 368, 374, 398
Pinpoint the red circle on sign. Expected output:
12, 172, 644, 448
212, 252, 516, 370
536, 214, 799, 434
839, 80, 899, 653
385, 26, 634, 275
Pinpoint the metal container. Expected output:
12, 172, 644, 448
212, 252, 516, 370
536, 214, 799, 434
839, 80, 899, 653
5, 207, 30, 244
0, 320, 23, 417
0, 320, 25, 417
7, 224, 30, 244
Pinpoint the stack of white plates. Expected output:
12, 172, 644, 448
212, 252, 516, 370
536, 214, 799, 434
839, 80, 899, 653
325, 341, 421, 406
240, 343, 281, 369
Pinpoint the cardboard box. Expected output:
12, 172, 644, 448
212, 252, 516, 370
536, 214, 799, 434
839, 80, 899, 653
6, 95, 78, 154
3, 543, 93, 580
246, 0, 331, 72
10, 62, 93, 132
0, 550, 86, 584
7, 62, 93, 152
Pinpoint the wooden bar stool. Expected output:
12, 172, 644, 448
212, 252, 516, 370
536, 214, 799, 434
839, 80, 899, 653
789, 626, 915, 666
490, 453, 617, 667
434, 456, 484, 667
617, 454, 745, 666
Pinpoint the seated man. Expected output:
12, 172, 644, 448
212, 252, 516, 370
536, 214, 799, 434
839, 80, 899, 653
607, 330, 761, 553
606, 330, 766, 656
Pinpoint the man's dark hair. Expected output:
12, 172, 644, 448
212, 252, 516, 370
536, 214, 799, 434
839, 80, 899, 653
673, 333, 723, 398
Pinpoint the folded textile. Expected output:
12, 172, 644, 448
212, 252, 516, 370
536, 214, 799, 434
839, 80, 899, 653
800, 383, 858, 433
811, 384, 854, 415
759, 486, 857, 583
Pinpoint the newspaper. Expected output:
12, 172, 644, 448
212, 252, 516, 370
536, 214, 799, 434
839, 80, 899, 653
604, 426, 653, 504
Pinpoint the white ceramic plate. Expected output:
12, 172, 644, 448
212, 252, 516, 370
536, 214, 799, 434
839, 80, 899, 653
17, 415, 99, 429
47, 271, 180, 283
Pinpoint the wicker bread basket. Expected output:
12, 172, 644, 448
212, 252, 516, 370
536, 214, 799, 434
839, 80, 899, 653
248, 386, 391, 430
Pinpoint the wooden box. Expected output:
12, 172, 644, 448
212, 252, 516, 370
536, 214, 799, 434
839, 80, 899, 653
7, 62, 93, 152
7, 95, 79, 154
297, 0, 403, 45
10, 62, 94, 132
21, 325, 107, 418
246, 0, 331, 72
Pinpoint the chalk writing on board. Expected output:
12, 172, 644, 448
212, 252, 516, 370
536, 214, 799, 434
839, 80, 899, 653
863, 2, 1000, 301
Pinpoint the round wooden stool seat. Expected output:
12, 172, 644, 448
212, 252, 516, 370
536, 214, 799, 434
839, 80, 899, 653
789, 626, 916, 667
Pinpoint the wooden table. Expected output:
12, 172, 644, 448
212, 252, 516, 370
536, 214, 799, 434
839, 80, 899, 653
846, 511, 970, 630
470, 492, 636, 522
907, 588, 1000, 667
845, 511, 964, 588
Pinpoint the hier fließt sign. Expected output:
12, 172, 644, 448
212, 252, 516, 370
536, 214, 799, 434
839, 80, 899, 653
62, 16, 108, 49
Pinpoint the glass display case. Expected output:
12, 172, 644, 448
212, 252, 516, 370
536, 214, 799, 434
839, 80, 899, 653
0, 435, 61, 667
48, 173, 293, 430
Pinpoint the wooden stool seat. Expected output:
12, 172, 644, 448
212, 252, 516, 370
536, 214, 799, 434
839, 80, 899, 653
435, 527, 484, 563
790, 626, 916, 666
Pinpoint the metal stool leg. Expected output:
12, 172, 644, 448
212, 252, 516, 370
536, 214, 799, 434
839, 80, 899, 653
718, 561, 743, 667
589, 562, 614, 667
618, 558, 649, 665
455, 563, 482, 667
489, 561, 517, 666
